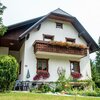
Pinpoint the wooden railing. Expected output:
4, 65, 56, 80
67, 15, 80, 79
33, 40, 87, 56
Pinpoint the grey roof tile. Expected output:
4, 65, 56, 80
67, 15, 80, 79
52, 8, 73, 17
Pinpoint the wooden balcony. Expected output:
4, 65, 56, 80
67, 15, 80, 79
33, 40, 87, 57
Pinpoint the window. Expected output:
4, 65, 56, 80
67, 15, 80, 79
65, 37, 75, 43
56, 22, 63, 29
70, 61, 80, 73
19, 61, 21, 74
43, 34, 54, 41
37, 59, 48, 72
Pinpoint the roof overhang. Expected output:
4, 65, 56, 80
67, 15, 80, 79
1, 8, 99, 52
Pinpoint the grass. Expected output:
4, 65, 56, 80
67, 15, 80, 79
0, 92, 100, 100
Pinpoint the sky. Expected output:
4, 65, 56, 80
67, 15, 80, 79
1, 0, 100, 60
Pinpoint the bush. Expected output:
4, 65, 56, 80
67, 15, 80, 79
30, 83, 51, 93
40, 84, 51, 93
55, 82, 63, 92
82, 90, 99, 96
54, 67, 72, 92
0, 55, 18, 92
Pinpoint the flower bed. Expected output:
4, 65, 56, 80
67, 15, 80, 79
49, 41, 87, 49
71, 72, 82, 79
33, 72, 50, 80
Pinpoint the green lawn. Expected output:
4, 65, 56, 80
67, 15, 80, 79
0, 92, 100, 100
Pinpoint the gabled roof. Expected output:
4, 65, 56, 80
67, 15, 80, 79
52, 8, 74, 17
8, 16, 43, 30
5, 8, 99, 53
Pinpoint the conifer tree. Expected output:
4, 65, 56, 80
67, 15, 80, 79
95, 37, 100, 87
95, 37, 100, 73
0, 2, 7, 36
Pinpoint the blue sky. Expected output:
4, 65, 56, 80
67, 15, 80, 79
1, 0, 100, 59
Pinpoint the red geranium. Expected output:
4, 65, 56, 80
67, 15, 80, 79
33, 72, 50, 80
71, 72, 82, 78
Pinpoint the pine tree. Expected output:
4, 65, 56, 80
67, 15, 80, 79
0, 2, 7, 36
90, 60, 96, 81
95, 37, 100, 87
95, 37, 100, 73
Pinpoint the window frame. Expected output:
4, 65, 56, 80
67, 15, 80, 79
37, 58, 49, 73
65, 37, 75, 43
70, 61, 80, 73
56, 22, 63, 29
43, 34, 54, 41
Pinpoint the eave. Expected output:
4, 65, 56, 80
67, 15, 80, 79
0, 8, 99, 53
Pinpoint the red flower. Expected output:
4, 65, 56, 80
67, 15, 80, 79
33, 72, 50, 80
71, 72, 82, 78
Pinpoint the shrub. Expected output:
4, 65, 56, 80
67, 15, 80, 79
55, 82, 63, 92
0, 55, 18, 92
40, 84, 51, 93
55, 67, 72, 92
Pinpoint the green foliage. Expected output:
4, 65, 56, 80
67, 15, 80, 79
90, 59, 100, 88
57, 67, 66, 82
0, 3, 6, 15
0, 55, 18, 92
0, 25, 7, 36
30, 83, 51, 93
0, 2, 7, 36
90, 37, 100, 88
91, 60, 97, 81
29, 87, 42, 93
55, 67, 67, 92
40, 84, 51, 93
67, 89, 100, 97
79, 90, 100, 97
54, 67, 72, 92
95, 37, 100, 74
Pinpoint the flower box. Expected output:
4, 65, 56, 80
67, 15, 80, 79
71, 72, 82, 79
49, 41, 87, 49
33, 72, 50, 80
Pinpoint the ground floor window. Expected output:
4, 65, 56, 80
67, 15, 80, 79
37, 58, 48, 72
33, 58, 49, 80
70, 61, 81, 78
70, 61, 80, 73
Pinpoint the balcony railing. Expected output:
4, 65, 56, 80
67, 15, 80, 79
33, 40, 87, 56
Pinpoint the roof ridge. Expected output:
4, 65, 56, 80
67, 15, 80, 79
52, 8, 74, 17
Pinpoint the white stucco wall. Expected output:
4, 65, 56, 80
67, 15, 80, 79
20, 19, 91, 81
80, 55, 91, 80
18, 43, 25, 80
35, 55, 79, 82
0, 47, 9, 55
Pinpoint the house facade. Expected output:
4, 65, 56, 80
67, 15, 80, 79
0, 8, 99, 83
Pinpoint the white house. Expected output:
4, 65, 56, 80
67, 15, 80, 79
0, 8, 99, 83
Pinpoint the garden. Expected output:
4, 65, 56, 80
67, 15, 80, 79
29, 67, 100, 97
0, 55, 100, 99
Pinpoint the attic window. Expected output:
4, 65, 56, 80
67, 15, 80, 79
56, 22, 63, 29
43, 34, 54, 41
65, 37, 75, 43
